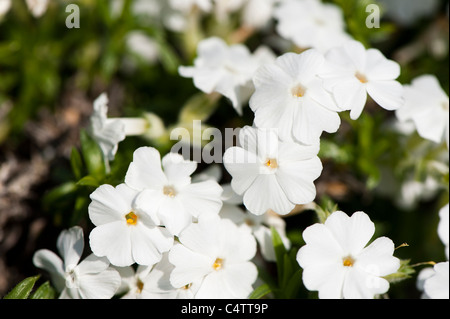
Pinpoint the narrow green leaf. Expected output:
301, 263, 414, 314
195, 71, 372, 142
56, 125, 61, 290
30, 281, 55, 299
3, 275, 40, 299
70, 147, 84, 180
249, 284, 272, 299
80, 129, 106, 178
76, 175, 100, 187
284, 269, 303, 299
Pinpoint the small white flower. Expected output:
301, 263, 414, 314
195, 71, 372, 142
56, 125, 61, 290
220, 188, 291, 262
250, 49, 341, 145
242, 0, 278, 29
273, 0, 351, 53
169, 213, 258, 299
213, 0, 246, 22
25, 0, 49, 18
179, 37, 275, 115
88, 183, 174, 267
125, 31, 160, 64
395, 74, 449, 147
125, 147, 223, 236
297, 211, 400, 299
438, 204, 449, 260
223, 126, 323, 216
33, 226, 121, 299
422, 262, 449, 299
89, 93, 150, 162
0, 0, 11, 19
170, 0, 212, 13
320, 40, 404, 120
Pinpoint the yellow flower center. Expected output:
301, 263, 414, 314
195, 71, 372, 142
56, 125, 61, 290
355, 71, 368, 83
342, 255, 355, 267
183, 283, 192, 290
163, 185, 177, 198
291, 84, 307, 98
265, 158, 278, 169
136, 279, 144, 294
212, 258, 224, 271
125, 211, 138, 225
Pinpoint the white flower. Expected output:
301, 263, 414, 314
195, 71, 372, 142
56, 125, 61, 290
242, 0, 278, 29
125, 147, 223, 236
438, 204, 449, 259
25, 0, 49, 18
273, 0, 351, 53
250, 49, 341, 145
169, 213, 258, 299
320, 40, 404, 120
220, 188, 291, 262
0, 0, 11, 19
125, 31, 160, 64
179, 37, 275, 115
33, 226, 121, 299
422, 262, 449, 299
116, 254, 185, 299
170, 0, 212, 13
395, 74, 449, 147
213, 0, 246, 22
297, 211, 400, 299
88, 183, 174, 267
89, 93, 150, 162
223, 126, 323, 216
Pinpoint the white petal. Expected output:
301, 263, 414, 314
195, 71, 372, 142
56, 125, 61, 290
130, 225, 173, 265
89, 221, 134, 267
161, 152, 197, 186
77, 253, 110, 274
325, 211, 375, 255
365, 48, 400, 81
78, 267, 121, 299
356, 237, 400, 276
221, 262, 258, 298
124, 147, 167, 190
178, 180, 223, 218
32, 249, 66, 291
366, 80, 404, 111
223, 147, 260, 195
56, 226, 84, 269
243, 174, 295, 215
157, 197, 191, 236
342, 267, 389, 299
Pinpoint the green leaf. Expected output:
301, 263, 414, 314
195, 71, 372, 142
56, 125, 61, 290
284, 269, 303, 299
3, 275, 40, 299
30, 281, 55, 299
70, 147, 84, 180
384, 259, 415, 284
271, 226, 287, 285
80, 129, 106, 178
76, 175, 100, 187
249, 284, 272, 299
178, 92, 220, 124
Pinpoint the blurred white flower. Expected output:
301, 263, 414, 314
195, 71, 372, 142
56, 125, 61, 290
213, 0, 246, 22
179, 37, 275, 115
125, 31, 160, 64
223, 126, 322, 215
250, 49, 341, 145
242, 0, 278, 29
89, 93, 150, 162
297, 211, 400, 299
438, 204, 449, 259
25, 0, 49, 18
33, 226, 121, 299
169, 213, 258, 298
125, 147, 223, 236
170, 0, 212, 13
396, 74, 449, 147
422, 262, 449, 299
320, 40, 404, 120
273, 0, 351, 53
0, 0, 11, 19
88, 183, 174, 267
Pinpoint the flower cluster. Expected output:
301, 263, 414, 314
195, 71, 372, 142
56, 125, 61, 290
29, 0, 448, 300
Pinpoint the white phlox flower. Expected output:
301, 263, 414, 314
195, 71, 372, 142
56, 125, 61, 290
168, 213, 258, 299
125, 146, 223, 236
273, 0, 352, 53
250, 49, 341, 145
438, 204, 449, 260
213, 0, 246, 22
0, 0, 11, 19
320, 40, 404, 120
179, 37, 275, 115
422, 262, 450, 299
125, 31, 160, 64
170, 0, 212, 13
395, 74, 449, 147
88, 183, 174, 267
242, 0, 279, 29
25, 0, 49, 18
220, 189, 291, 262
115, 253, 189, 299
297, 211, 400, 299
33, 226, 121, 299
223, 126, 323, 216
89, 93, 150, 162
